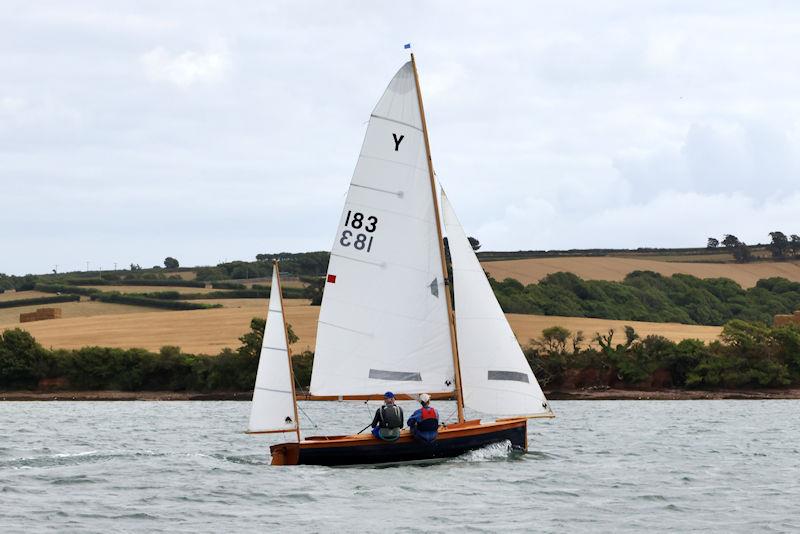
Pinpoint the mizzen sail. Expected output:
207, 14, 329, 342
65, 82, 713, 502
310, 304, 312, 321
310, 61, 455, 396
248, 266, 299, 434
442, 191, 552, 417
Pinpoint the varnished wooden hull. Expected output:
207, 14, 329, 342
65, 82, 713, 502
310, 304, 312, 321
269, 418, 527, 466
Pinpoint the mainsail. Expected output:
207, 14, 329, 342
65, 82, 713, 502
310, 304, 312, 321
248, 266, 299, 434
442, 191, 552, 417
310, 61, 455, 396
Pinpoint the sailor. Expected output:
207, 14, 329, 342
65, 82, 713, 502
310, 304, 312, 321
370, 391, 404, 441
407, 393, 439, 443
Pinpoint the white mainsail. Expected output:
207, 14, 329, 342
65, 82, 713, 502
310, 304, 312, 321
310, 61, 455, 396
442, 191, 552, 417
248, 267, 299, 434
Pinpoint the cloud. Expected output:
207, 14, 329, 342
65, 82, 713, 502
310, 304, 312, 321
140, 40, 229, 87
4, 2, 800, 274
615, 120, 800, 201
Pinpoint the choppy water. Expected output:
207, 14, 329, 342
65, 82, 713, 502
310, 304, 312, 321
1, 400, 799, 533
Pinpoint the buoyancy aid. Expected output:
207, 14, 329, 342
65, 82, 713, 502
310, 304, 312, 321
378, 405, 403, 429
416, 406, 439, 432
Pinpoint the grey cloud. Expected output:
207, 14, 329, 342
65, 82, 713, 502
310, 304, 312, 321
3, 2, 800, 274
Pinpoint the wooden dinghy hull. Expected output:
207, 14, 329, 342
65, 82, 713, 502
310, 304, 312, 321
269, 418, 527, 466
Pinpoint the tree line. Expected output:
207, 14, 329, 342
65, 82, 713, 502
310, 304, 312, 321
3, 318, 800, 393
0, 319, 311, 392
491, 271, 800, 326
526, 320, 800, 390
707, 231, 800, 262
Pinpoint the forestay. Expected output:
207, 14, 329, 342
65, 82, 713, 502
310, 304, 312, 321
248, 268, 298, 434
310, 61, 455, 396
442, 192, 552, 417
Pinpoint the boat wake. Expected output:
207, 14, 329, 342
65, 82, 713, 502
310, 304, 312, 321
450, 440, 516, 463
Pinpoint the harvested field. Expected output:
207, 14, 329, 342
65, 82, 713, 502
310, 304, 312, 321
1, 299, 318, 355
2, 301, 720, 355
0, 300, 167, 325
481, 257, 800, 288
188, 298, 311, 309
0, 290, 51, 302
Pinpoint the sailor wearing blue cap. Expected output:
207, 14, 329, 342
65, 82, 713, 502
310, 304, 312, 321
370, 391, 404, 441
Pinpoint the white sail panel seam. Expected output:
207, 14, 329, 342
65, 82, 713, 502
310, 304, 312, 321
318, 320, 373, 337
260, 346, 288, 352
350, 182, 404, 197
330, 252, 386, 268
358, 153, 425, 172
330, 252, 441, 278
255, 386, 293, 394
320, 296, 449, 324
369, 113, 422, 132
344, 200, 435, 226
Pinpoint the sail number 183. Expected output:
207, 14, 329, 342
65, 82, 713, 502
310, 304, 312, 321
340, 210, 378, 252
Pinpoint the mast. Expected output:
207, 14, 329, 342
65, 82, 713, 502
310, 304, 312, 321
275, 260, 302, 442
410, 53, 465, 424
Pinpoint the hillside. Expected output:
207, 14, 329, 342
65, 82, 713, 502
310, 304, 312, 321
481, 257, 800, 288
0, 297, 721, 355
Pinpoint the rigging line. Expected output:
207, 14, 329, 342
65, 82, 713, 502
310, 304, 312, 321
442, 405, 458, 425
295, 402, 319, 431
291, 374, 320, 430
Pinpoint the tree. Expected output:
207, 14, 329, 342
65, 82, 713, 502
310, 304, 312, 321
623, 325, 640, 348
303, 277, 325, 305
707, 237, 719, 249
539, 326, 571, 353
468, 237, 481, 251
722, 234, 740, 248
130, 263, 142, 271
593, 329, 615, 352
791, 235, 800, 257
769, 231, 790, 259
164, 257, 179, 269
572, 330, 585, 354
238, 317, 298, 358
0, 329, 50, 388
733, 242, 752, 263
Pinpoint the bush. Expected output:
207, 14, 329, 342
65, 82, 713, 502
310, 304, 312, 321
35, 284, 101, 296
0, 329, 52, 388
90, 292, 221, 310
121, 279, 206, 288
211, 282, 247, 290
0, 294, 80, 309
491, 271, 800, 326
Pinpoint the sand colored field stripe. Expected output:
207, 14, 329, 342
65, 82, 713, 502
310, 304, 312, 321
0, 299, 721, 355
481, 257, 800, 288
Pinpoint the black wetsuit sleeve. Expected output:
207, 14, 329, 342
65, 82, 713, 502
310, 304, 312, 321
371, 408, 381, 428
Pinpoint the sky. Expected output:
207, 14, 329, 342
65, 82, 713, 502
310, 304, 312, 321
2, 1, 800, 275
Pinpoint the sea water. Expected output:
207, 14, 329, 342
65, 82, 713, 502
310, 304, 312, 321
1, 400, 798, 533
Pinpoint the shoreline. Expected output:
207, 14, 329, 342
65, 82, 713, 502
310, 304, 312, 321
3, 387, 800, 401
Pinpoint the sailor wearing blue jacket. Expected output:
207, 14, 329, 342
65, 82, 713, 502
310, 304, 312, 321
407, 393, 439, 443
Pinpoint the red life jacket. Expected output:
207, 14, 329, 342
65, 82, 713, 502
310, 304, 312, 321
416, 406, 439, 432
420, 407, 437, 420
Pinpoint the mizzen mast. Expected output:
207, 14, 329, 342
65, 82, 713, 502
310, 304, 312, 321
410, 53, 465, 424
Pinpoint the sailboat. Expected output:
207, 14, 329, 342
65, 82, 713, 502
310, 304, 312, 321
249, 54, 554, 466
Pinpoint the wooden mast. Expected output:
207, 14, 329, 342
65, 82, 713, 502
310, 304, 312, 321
275, 260, 302, 442
410, 53, 465, 424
